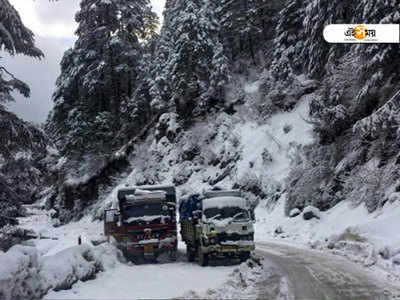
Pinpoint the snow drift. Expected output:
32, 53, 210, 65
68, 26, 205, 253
0, 243, 123, 300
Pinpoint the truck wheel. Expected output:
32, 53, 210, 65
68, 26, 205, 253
169, 250, 178, 262
239, 251, 251, 262
198, 247, 209, 267
187, 247, 195, 262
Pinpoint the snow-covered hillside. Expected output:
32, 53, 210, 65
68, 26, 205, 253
93, 78, 314, 217
3, 0, 400, 298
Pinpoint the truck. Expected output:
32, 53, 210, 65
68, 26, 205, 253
104, 185, 178, 262
179, 190, 255, 266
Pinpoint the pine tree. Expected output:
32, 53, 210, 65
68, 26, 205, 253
301, 0, 356, 80
353, 1, 400, 116
270, 0, 305, 80
217, 0, 276, 64
47, 0, 158, 155
0, 0, 44, 104
156, 0, 230, 117
148, 0, 177, 112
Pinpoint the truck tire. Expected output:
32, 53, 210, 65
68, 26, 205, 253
198, 247, 209, 267
169, 250, 178, 262
239, 251, 251, 262
187, 247, 195, 262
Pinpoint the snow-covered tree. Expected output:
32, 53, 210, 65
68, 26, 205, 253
270, 0, 305, 80
352, 2, 400, 123
0, 0, 44, 104
155, 0, 230, 117
47, 0, 158, 154
217, 0, 276, 64
148, 0, 177, 112
301, 0, 356, 79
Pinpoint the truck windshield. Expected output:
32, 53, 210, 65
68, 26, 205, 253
123, 203, 169, 223
203, 207, 249, 222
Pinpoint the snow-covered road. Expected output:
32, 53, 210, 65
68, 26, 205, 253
256, 242, 400, 300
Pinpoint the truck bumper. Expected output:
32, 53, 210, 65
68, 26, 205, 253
203, 243, 255, 255
124, 239, 177, 259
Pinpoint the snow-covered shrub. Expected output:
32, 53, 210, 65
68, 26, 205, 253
393, 254, 400, 265
283, 124, 292, 134
181, 142, 200, 162
155, 113, 180, 142
40, 245, 101, 291
302, 206, 320, 220
289, 208, 301, 218
173, 162, 194, 185
0, 226, 35, 252
0, 243, 123, 300
388, 192, 400, 204
0, 245, 46, 300
343, 159, 397, 212
285, 143, 336, 214
234, 172, 265, 199
261, 148, 273, 164
336, 228, 366, 243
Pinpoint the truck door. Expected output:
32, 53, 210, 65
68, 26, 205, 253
104, 209, 118, 236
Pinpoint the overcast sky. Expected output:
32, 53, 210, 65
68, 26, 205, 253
4, 0, 166, 124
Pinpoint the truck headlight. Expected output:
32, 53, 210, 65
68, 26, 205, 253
241, 234, 253, 241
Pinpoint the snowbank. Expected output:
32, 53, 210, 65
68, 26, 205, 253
45, 260, 238, 299
0, 245, 45, 300
179, 257, 265, 299
40, 245, 101, 291
255, 195, 400, 278
0, 243, 123, 300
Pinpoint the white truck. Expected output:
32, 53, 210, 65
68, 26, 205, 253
179, 190, 255, 266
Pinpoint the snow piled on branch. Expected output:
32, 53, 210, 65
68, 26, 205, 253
353, 89, 400, 137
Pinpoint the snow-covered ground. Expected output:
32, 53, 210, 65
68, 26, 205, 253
1, 206, 262, 300
234, 93, 313, 182
3, 75, 399, 298
45, 261, 235, 299
255, 194, 400, 281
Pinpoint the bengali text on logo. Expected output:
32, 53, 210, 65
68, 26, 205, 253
323, 24, 399, 43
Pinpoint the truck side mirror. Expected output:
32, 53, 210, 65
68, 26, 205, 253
117, 214, 122, 227
193, 210, 201, 220
249, 210, 255, 222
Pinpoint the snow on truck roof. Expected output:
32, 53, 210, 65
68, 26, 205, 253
118, 185, 176, 201
125, 192, 166, 202
133, 185, 176, 195
203, 190, 242, 199
202, 196, 247, 210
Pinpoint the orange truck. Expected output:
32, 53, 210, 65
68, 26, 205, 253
104, 185, 177, 262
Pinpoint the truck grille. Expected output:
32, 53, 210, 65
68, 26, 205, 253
217, 232, 253, 242
217, 232, 241, 242
127, 228, 168, 240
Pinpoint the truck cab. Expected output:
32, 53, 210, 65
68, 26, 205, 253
104, 185, 177, 262
179, 190, 255, 266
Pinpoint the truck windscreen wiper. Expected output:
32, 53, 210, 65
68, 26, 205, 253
206, 213, 221, 222
231, 212, 247, 221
